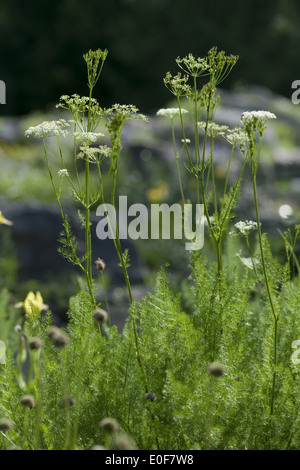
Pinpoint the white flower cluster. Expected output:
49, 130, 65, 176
156, 108, 188, 119
225, 127, 249, 145
105, 104, 148, 121
241, 110, 277, 126
25, 119, 70, 139
234, 220, 258, 236
73, 131, 105, 144
58, 169, 69, 177
77, 145, 112, 163
198, 121, 228, 138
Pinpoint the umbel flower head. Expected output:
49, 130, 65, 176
163, 72, 192, 97
77, 145, 112, 164
14, 291, 48, 322
207, 46, 239, 87
58, 169, 69, 178
198, 121, 228, 138
73, 131, 105, 144
225, 127, 249, 146
25, 119, 70, 139
234, 220, 258, 236
176, 53, 210, 78
0, 210, 13, 226
241, 110, 276, 137
156, 108, 188, 119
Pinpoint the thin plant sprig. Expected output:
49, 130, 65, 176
156, 107, 188, 204
234, 220, 259, 277
84, 49, 108, 301
241, 109, 278, 414
163, 49, 241, 275
278, 225, 300, 282
25, 50, 111, 307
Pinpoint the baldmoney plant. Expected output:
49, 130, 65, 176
1, 48, 300, 450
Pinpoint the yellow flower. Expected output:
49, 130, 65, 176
0, 210, 13, 226
14, 291, 49, 321
146, 182, 169, 203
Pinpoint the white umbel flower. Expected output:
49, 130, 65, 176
241, 110, 277, 126
58, 169, 69, 177
25, 119, 70, 139
73, 131, 105, 144
157, 108, 188, 119
234, 220, 258, 236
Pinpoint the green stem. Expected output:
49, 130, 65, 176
98, 135, 147, 392
252, 173, 278, 414
245, 235, 258, 278
193, 76, 201, 205
176, 96, 193, 168
171, 120, 185, 204
220, 145, 235, 214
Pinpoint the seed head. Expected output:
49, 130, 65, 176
29, 336, 43, 351
91, 445, 106, 450
95, 258, 106, 271
99, 417, 119, 434
20, 395, 35, 409
93, 308, 108, 325
114, 432, 138, 450
59, 396, 75, 408
0, 418, 13, 432
145, 392, 157, 402
207, 362, 227, 377
46, 326, 69, 347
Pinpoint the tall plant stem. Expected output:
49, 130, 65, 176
252, 173, 278, 414
171, 120, 185, 204
193, 76, 201, 205
98, 150, 147, 392
84, 87, 96, 306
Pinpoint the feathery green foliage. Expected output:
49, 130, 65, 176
1, 47, 300, 450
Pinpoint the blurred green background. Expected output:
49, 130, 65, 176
1, 0, 299, 115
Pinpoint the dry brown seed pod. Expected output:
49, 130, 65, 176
145, 392, 157, 402
46, 326, 69, 347
95, 258, 106, 271
29, 337, 43, 351
99, 417, 120, 434
59, 396, 75, 408
0, 418, 14, 432
207, 362, 227, 377
20, 395, 35, 409
93, 308, 109, 325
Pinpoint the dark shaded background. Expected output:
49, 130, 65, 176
1, 0, 299, 115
